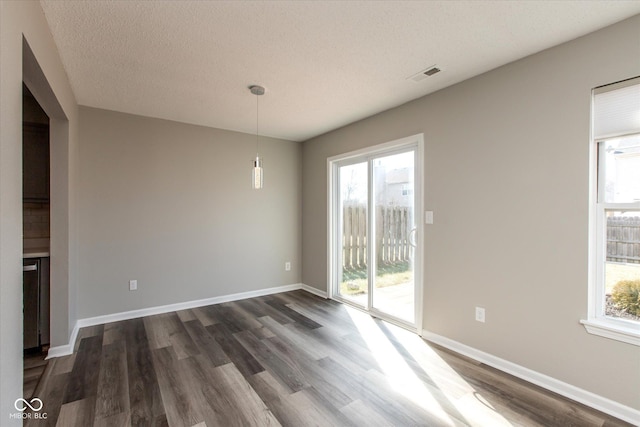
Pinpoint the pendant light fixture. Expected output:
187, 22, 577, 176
250, 85, 265, 189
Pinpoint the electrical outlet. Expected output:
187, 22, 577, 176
475, 307, 485, 323
129, 280, 138, 291
285, 262, 291, 271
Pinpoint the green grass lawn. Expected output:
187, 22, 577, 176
340, 261, 412, 295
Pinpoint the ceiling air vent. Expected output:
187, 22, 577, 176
408, 65, 442, 82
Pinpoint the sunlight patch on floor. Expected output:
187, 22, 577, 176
346, 307, 456, 426
382, 322, 513, 427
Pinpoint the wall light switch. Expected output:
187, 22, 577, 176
285, 262, 291, 271
475, 307, 485, 323
129, 280, 138, 291
425, 211, 434, 224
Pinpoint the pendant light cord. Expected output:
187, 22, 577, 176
255, 92, 260, 157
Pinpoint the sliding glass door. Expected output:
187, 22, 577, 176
331, 136, 422, 329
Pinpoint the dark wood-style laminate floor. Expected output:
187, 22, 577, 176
23, 350, 48, 400
27, 290, 632, 427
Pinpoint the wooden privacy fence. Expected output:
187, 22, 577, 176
376, 205, 413, 265
607, 216, 640, 264
342, 204, 367, 269
342, 204, 414, 269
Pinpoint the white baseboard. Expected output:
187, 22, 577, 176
422, 330, 640, 426
301, 283, 328, 299
47, 283, 313, 359
46, 323, 79, 360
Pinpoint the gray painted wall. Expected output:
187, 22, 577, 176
301, 15, 640, 410
77, 107, 301, 318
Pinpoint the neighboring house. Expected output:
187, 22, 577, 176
375, 166, 413, 207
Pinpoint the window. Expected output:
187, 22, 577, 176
582, 77, 640, 345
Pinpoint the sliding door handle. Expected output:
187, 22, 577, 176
408, 228, 417, 247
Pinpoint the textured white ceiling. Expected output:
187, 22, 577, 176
40, 1, 640, 142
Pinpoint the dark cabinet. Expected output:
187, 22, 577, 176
23, 83, 50, 203
22, 123, 49, 202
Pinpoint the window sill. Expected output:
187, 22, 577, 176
580, 318, 640, 346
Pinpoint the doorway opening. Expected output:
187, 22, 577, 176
22, 83, 51, 398
328, 135, 424, 331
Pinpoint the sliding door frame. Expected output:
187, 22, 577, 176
327, 134, 424, 334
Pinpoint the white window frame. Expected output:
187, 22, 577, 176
581, 79, 640, 346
